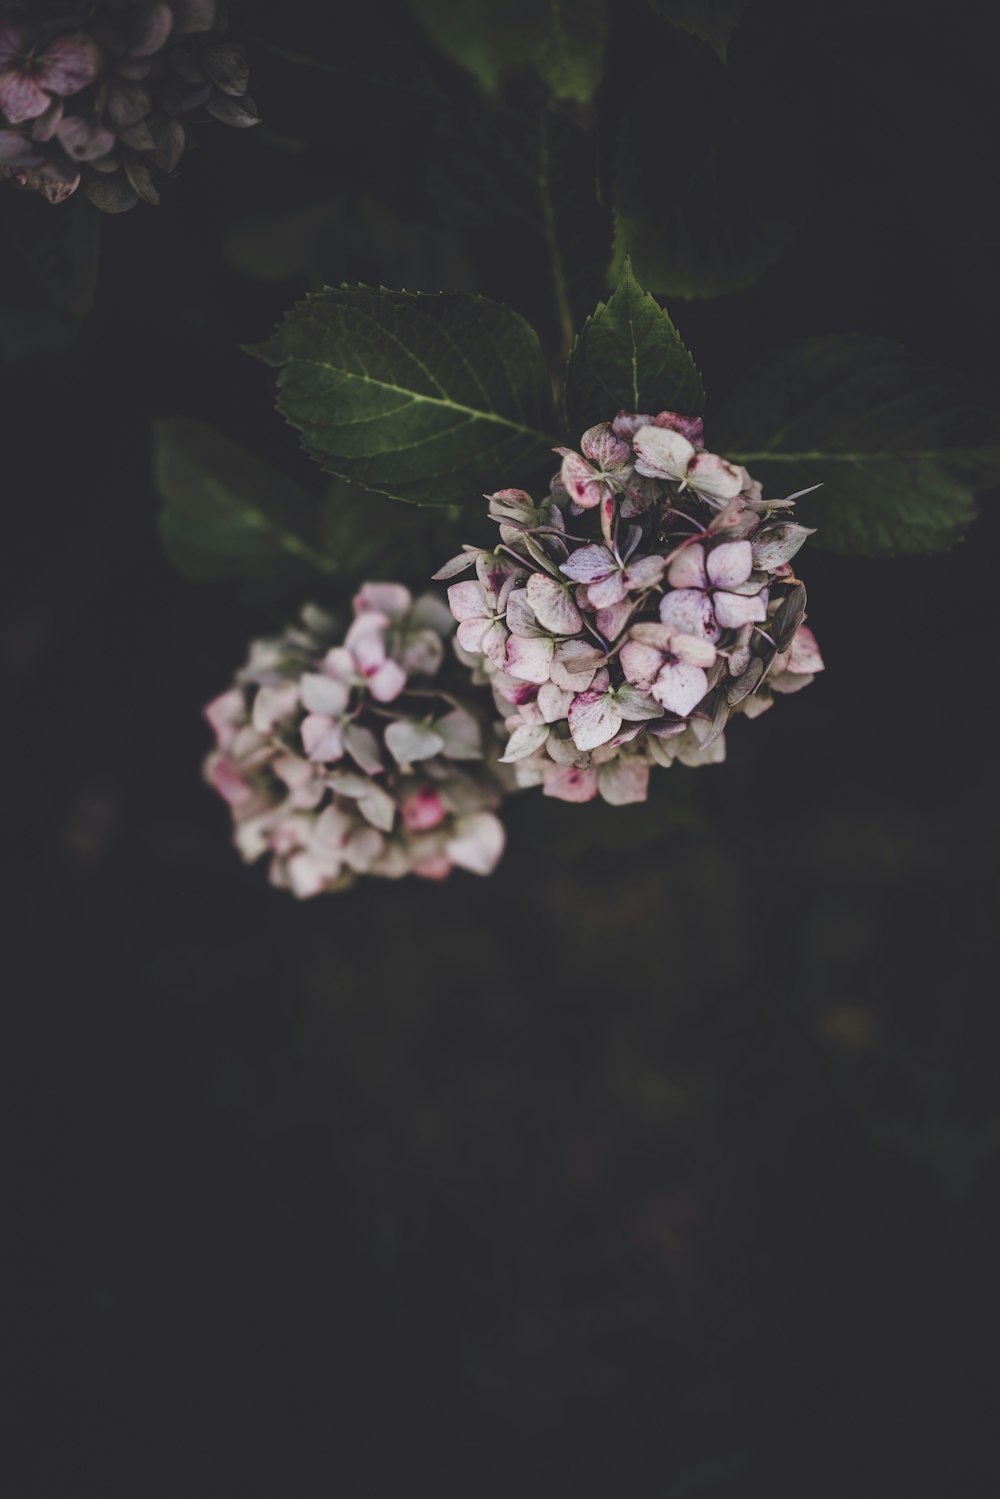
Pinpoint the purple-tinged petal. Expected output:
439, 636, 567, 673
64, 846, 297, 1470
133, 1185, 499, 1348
587, 570, 627, 610
37, 34, 101, 97
543, 763, 599, 802
354, 581, 411, 618
669, 632, 717, 668
447, 579, 489, 622
504, 587, 546, 637
581, 422, 631, 469
481, 620, 510, 667
598, 759, 650, 805
301, 713, 344, 763
499, 722, 550, 763
632, 425, 694, 482
666, 543, 707, 590
0, 24, 24, 68
785, 624, 824, 674
706, 540, 753, 590
526, 572, 583, 635
623, 553, 667, 591
651, 661, 709, 717
384, 719, 445, 765
568, 690, 623, 751
652, 410, 705, 448
712, 590, 768, 630
504, 633, 554, 684
549, 640, 603, 691
0, 72, 50, 124
537, 681, 574, 722
53, 114, 115, 161
659, 588, 718, 641
491, 671, 539, 707
456, 616, 490, 655
595, 597, 633, 641
0, 129, 45, 165
401, 787, 447, 830
612, 411, 653, 439
559, 450, 604, 509
367, 658, 408, 702
687, 451, 744, 503
559, 543, 615, 584
432, 550, 478, 581
619, 640, 663, 689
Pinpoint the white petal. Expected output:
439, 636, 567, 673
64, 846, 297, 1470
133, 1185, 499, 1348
481, 620, 510, 667
666, 543, 707, 590
446, 812, 506, 875
300, 672, 351, 716
559, 543, 616, 584
670, 632, 717, 668
713, 590, 768, 629
504, 634, 555, 684
384, 720, 446, 765
687, 451, 744, 502
595, 597, 633, 641
619, 640, 663, 689
632, 425, 694, 481
567, 691, 623, 751
537, 681, 574, 723
357, 783, 398, 831
598, 759, 650, 805
651, 661, 709, 717
447, 580, 489, 622
343, 723, 384, 774
706, 540, 753, 590
659, 588, 719, 640
300, 713, 344, 763
587, 571, 627, 609
353, 582, 411, 618
526, 572, 583, 635
456, 616, 490, 654
549, 640, 603, 691
435, 708, 483, 759
499, 722, 550, 762
623, 553, 667, 590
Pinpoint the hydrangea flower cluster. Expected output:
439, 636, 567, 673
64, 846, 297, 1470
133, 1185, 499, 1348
436, 411, 823, 805
0, 1, 256, 209
203, 587, 506, 897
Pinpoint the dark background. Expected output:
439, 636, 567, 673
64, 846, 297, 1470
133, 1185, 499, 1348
3, 1, 999, 1494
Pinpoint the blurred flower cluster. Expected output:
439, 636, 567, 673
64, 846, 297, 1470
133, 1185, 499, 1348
204, 587, 506, 897
437, 411, 823, 806
0, 0, 256, 209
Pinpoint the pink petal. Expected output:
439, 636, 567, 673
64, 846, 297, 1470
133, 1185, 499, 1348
301, 714, 344, 763
712, 591, 768, 630
687, 451, 744, 502
632, 425, 695, 481
670, 632, 717, 668
652, 411, 705, 448
204, 687, 246, 746
206, 754, 254, 807
504, 633, 554, 684
666, 543, 707, 590
659, 588, 719, 641
401, 787, 447, 830
560, 451, 604, 509
353, 581, 412, 618
0, 71, 50, 124
786, 624, 825, 674
526, 573, 583, 635
447, 579, 489, 623
619, 640, 663, 689
581, 423, 630, 469
651, 661, 709, 717
706, 540, 753, 590
559, 544, 616, 584
568, 691, 623, 751
549, 640, 604, 691
367, 658, 408, 702
595, 597, 633, 641
456, 616, 490, 655
481, 619, 510, 667
543, 763, 599, 803
612, 411, 652, 439
537, 681, 574, 722
623, 553, 667, 590
598, 759, 650, 805
587, 570, 627, 610
36, 33, 100, 95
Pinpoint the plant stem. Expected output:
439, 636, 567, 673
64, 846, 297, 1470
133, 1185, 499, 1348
537, 112, 575, 370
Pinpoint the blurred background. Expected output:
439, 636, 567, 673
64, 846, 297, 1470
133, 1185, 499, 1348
3, 1, 999, 1494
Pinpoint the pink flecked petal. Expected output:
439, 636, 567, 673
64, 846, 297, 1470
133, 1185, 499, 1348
37, 33, 101, 96
481, 619, 510, 667
432, 550, 478, 581
706, 540, 754, 590
549, 640, 603, 691
537, 681, 574, 723
504, 633, 554, 684
447, 579, 489, 622
368, 658, 408, 702
447, 811, 506, 875
785, 624, 824, 674
543, 763, 599, 803
581, 422, 631, 469
568, 690, 623, 751
499, 722, 550, 763
666, 543, 707, 590
559, 543, 616, 584
353, 581, 412, 618
300, 672, 351, 716
301, 713, 344, 763
526, 572, 583, 635
401, 787, 447, 830
384, 719, 445, 765
632, 425, 694, 481
651, 661, 709, 717
0, 71, 50, 124
670, 632, 717, 668
456, 616, 490, 655
595, 597, 633, 641
587, 570, 627, 610
619, 640, 663, 689
687, 451, 744, 502
598, 759, 650, 805
491, 671, 539, 707
652, 411, 705, 448
504, 588, 544, 637
623, 553, 667, 590
712, 590, 768, 630
612, 411, 652, 439
659, 588, 719, 641
559, 451, 604, 509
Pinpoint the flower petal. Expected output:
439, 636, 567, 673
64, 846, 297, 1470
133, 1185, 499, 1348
651, 661, 709, 717
536, 681, 574, 723
581, 422, 630, 469
559, 544, 615, 584
712, 590, 768, 629
595, 597, 633, 641
0, 72, 50, 124
504, 633, 554, 684
619, 639, 663, 689
559, 451, 604, 509
542, 764, 599, 802
549, 640, 603, 691
687, 451, 744, 503
499, 722, 550, 763
367, 658, 408, 702
652, 410, 705, 448
623, 553, 667, 591
384, 720, 445, 766
586, 570, 627, 610
751, 524, 815, 571
301, 713, 344, 763
706, 540, 754, 590
568, 691, 623, 751
659, 588, 718, 640
432, 550, 478, 581
456, 616, 490, 655
785, 623, 824, 673
614, 685, 664, 721
447, 579, 489, 622
632, 425, 694, 481
526, 573, 583, 635
300, 672, 351, 716
598, 759, 650, 805
401, 787, 447, 830
446, 812, 506, 875
666, 543, 707, 590
343, 723, 384, 775
354, 581, 412, 618
37, 33, 101, 96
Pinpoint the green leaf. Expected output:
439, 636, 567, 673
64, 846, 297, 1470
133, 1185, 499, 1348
564, 261, 704, 432
712, 335, 1000, 556
251, 286, 559, 505
153, 418, 338, 586
648, 0, 749, 61
406, 0, 607, 104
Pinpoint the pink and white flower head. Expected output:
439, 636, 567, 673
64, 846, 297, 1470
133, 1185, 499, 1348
436, 411, 823, 805
203, 589, 506, 896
